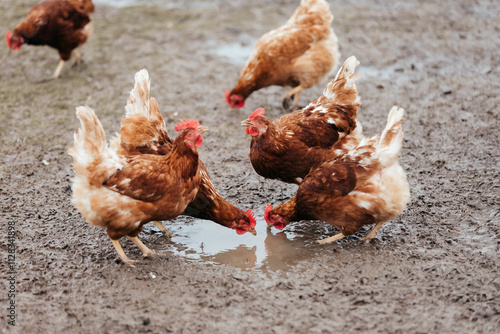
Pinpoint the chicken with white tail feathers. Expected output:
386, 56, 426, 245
264, 106, 410, 244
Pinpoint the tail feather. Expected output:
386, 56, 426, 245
290, 0, 332, 26
121, 69, 167, 148
68, 106, 123, 186
67, 106, 107, 176
125, 69, 151, 118
323, 55, 361, 105
376, 106, 405, 166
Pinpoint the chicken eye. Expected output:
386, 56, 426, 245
187, 132, 193, 137
258, 120, 262, 124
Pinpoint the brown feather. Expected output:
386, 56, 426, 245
229, 0, 339, 102
113, 71, 253, 230
267, 106, 410, 240
11, 0, 94, 60
246, 57, 361, 184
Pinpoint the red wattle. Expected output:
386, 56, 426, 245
5, 31, 12, 48
264, 204, 272, 223
273, 223, 286, 231
195, 135, 203, 148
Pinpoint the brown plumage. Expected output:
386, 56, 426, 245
264, 107, 410, 244
68, 106, 208, 267
6, 0, 94, 80
241, 56, 362, 184
226, 0, 340, 111
110, 70, 257, 237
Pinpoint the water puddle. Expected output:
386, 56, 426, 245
206, 37, 257, 66
150, 210, 332, 271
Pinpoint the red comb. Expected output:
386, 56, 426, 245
246, 209, 257, 228
264, 204, 273, 224
5, 31, 12, 48
174, 119, 200, 132
225, 90, 231, 105
248, 108, 265, 120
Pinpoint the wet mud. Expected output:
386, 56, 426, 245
0, 0, 499, 333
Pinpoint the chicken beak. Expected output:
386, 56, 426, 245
248, 228, 257, 236
241, 120, 252, 127
197, 126, 209, 134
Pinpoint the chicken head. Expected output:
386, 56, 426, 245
225, 90, 245, 109
174, 119, 208, 150
241, 108, 269, 137
264, 204, 289, 230
231, 209, 258, 235
5, 31, 24, 50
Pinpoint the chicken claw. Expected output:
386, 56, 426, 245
359, 221, 385, 243
127, 236, 158, 258
110, 238, 137, 267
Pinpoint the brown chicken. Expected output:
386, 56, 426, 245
264, 106, 410, 244
225, 0, 340, 111
110, 69, 257, 236
6, 0, 94, 80
68, 107, 208, 267
241, 56, 362, 184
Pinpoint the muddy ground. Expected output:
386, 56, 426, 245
0, 0, 499, 333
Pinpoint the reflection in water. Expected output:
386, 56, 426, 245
150, 212, 328, 271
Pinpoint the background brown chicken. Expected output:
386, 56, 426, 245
241, 56, 362, 184
68, 106, 208, 267
110, 69, 257, 236
6, 0, 94, 80
264, 106, 410, 244
225, 0, 339, 111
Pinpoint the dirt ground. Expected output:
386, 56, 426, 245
1, 0, 499, 333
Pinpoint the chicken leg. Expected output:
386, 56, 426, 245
48, 49, 82, 81
359, 221, 385, 243
153, 221, 174, 238
42, 59, 66, 81
282, 85, 303, 111
72, 49, 82, 67
110, 238, 137, 268
317, 232, 346, 244
127, 236, 157, 258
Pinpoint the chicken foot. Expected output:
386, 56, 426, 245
39, 59, 66, 82
359, 221, 385, 243
317, 232, 346, 244
110, 238, 137, 268
127, 236, 158, 258
45, 49, 82, 81
282, 85, 303, 112
153, 221, 174, 238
